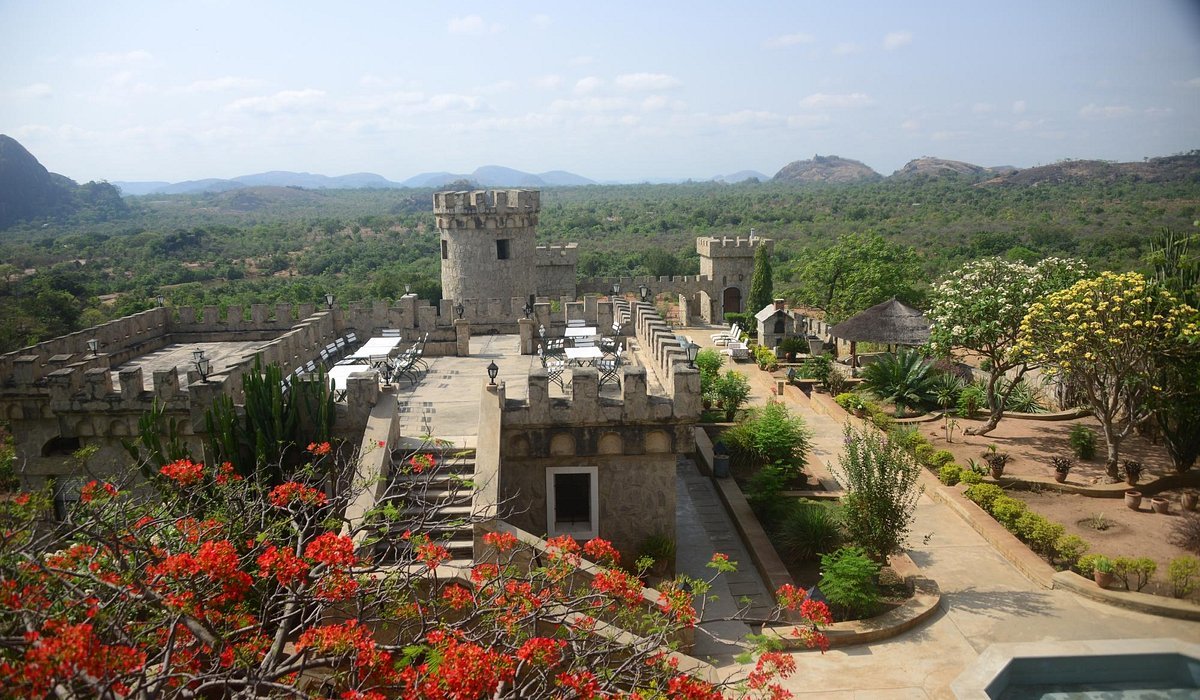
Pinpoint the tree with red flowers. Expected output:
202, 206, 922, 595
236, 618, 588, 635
0, 443, 830, 698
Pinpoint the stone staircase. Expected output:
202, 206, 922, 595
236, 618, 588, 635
374, 447, 476, 566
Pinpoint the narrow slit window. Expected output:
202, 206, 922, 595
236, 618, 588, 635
441, 240, 448, 260
496, 239, 511, 260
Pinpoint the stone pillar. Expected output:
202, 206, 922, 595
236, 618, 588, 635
119, 367, 144, 401
454, 319, 470, 356
84, 368, 112, 399
518, 318, 537, 355
12, 356, 39, 387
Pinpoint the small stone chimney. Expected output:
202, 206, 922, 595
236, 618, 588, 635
773, 298, 786, 311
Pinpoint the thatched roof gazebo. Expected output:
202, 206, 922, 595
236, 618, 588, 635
829, 298, 930, 368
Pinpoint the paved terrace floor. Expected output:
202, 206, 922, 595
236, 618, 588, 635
111, 340, 273, 390
673, 324, 1200, 698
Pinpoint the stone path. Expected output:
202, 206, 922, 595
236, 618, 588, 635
674, 327, 1200, 697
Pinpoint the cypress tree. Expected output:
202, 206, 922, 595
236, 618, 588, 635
748, 244, 774, 312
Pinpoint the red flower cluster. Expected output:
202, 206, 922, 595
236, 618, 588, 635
666, 673, 724, 699
0, 620, 145, 697
147, 539, 252, 608
440, 584, 474, 610
256, 545, 310, 587
160, 459, 205, 486
591, 568, 645, 608
79, 480, 117, 503
515, 637, 565, 667
398, 631, 515, 700
415, 540, 450, 569
314, 571, 360, 602
268, 481, 328, 508
215, 461, 242, 485
582, 537, 620, 566
408, 453, 435, 473
296, 619, 385, 673
555, 670, 600, 699
307, 441, 332, 456
304, 532, 357, 568
483, 530, 518, 552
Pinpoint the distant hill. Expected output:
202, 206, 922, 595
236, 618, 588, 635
0, 134, 127, 229
981, 153, 1200, 187
773, 155, 882, 184
890, 157, 993, 180
712, 170, 770, 184
401, 166, 595, 188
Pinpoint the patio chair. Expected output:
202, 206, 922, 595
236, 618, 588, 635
544, 357, 568, 392
381, 328, 401, 338
597, 348, 623, 388
712, 323, 741, 346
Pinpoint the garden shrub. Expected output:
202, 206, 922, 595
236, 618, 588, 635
743, 464, 794, 529
956, 384, 986, 418
1017, 512, 1065, 558
714, 370, 751, 421
1068, 424, 1097, 460
818, 546, 880, 619
960, 470, 984, 485
753, 344, 778, 369
964, 483, 1005, 511
914, 443, 937, 467
1169, 513, 1200, 555
798, 354, 832, 383
1168, 556, 1199, 598
887, 426, 927, 455
833, 426, 922, 561
929, 450, 955, 469
1054, 534, 1089, 568
1075, 553, 1106, 578
938, 464, 962, 486
825, 367, 851, 396
1001, 379, 1048, 413
992, 496, 1028, 529
722, 402, 811, 472
1112, 556, 1157, 591
695, 348, 724, 400
778, 500, 843, 561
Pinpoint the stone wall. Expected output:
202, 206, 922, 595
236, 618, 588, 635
535, 243, 579, 299
435, 189, 541, 304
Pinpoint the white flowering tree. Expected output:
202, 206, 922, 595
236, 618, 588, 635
1017, 271, 1199, 479
927, 257, 1088, 435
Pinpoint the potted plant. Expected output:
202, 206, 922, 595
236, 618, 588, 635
851, 397, 867, 418
1051, 456, 1072, 484
1093, 555, 1116, 589
1151, 496, 1170, 514
982, 444, 1011, 480
1122, 460, 1144, 486
1125, 490, 1143, 510
1183, 491, 1198, 512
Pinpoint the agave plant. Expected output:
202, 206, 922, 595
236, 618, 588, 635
862, 347, 938, 417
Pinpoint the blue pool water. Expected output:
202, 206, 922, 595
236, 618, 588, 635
990, 653, 1200, 699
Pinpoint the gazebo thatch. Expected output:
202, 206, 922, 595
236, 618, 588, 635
829, 299, 930, 369
829, 298, 930, 345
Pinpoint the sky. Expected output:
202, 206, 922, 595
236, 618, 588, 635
2, 1, 1199, 184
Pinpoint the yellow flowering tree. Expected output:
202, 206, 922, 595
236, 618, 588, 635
1018, 271, 1199, 480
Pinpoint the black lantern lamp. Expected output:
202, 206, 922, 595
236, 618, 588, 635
86, 338, 99, 356
324, 293, 335, 310
487, 361, 499, 386
638, 283, 650, 302
538, 324, 546, 338
685, 339, 699, 368
192, 349, 212, 382
522, 301, 533, 319
404, 283, 411, 294
454, 302, 465, 320
611, 282, 620, 297
156, 295, 165, 307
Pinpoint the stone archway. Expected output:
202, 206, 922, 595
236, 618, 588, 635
722, 286, 742, 315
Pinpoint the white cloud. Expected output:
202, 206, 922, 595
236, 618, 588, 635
76, 49, 152, 67
532, 13, 551, 29
832, 42, 861, 56
764, 32, 815, 48
799, 92, 873, 108
426, 94, 484, 112
1143, 107, 1174, 118
1079, 103, 1133, 119
1183, 77, 1200, 88
883, 31, 913, 50
901, 118, 920, 131
1012, 100, 1027, 114
226, 89, 326, 113
11, 83, 53, 99
931, 130, 967, 141
615, 73, 681, 91
641, 95, 668, 111
447, 15, 501, 35
534, 74, 562, 90
574, 76, 603, 94
971, 102, 993, 113
173, 76, 262, 94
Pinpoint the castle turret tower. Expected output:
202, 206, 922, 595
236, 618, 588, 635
434, 189, 541, 304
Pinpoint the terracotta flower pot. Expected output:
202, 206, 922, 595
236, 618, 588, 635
1124, 490, 1142, 510
1151, 497, 1170, 514
1094, 570, 1116, 589
1183, 493, 1198, 512
1054, 471, 1068, 483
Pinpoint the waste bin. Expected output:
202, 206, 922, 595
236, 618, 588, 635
712, 443, 730, 478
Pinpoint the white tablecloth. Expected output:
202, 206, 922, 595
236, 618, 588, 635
564, 326, 598, 338
346, 336, 402, 360
564, 347, 603, 365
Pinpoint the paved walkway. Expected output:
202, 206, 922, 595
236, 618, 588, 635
675, 326, 1200, 698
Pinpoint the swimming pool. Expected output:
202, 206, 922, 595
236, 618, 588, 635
952, 639, 1200, 699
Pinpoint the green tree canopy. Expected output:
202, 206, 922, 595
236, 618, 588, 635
748, 244, 774, 313
788, 232, 921, 323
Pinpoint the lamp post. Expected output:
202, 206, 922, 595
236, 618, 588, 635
611, 282, 620, 298
639, 283, 650, 302
454, 302, 465, 320
404, 284, 411, 295
325, 293, 335, 310
487, 361, 499, 386
155, 295, 165, 307
192, 349, 212, 382
684, 339, 699, 368
522, 301, 533, 319
538, 324, 546, 338
86, 338, 99, 356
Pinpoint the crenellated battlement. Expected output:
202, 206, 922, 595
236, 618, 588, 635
433, 189, 540, 216
534, 243, 578, 266
696, 235, 773, 258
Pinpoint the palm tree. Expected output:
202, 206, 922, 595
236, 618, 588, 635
862, 347, 938, 417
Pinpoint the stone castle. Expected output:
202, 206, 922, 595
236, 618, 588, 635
0, 188, 767, 568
